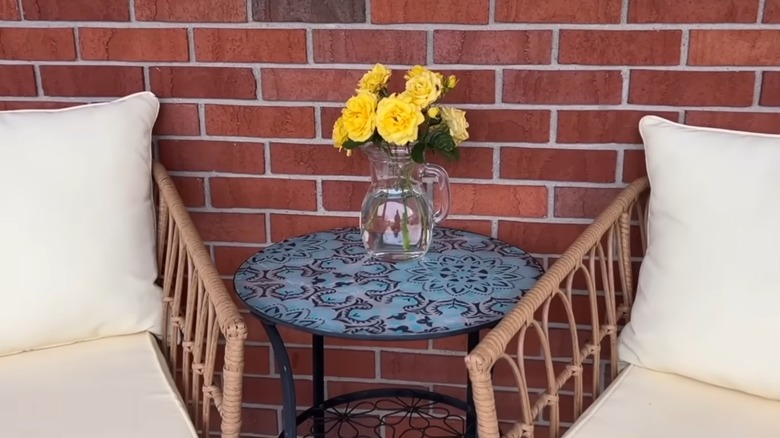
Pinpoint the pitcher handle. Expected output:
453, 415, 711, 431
423, 163, 451, 225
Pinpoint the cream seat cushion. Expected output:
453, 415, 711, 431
617, 116, 780, 399
563, 365, 780, 438
0, 332, 197, 438
0, 92, 163, 357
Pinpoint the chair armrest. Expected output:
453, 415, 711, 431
465, 178, 649, 438
153, 162, 247, 438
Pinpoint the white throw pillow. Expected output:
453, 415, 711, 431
618, 116, 780, 400
0, 92, 163, 357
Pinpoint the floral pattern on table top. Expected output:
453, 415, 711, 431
234, 227, 544, 339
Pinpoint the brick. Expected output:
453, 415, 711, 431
242, 375, 312, 406
380, 352, 467, 384
80, 28, 188, 61
467, 110, 551, 143
322, 181, 368, 211
557, 110, 678, 144
153, 104, 200, 136
453, 184, 548, 217
0, 101, 74, 111
271, 143, 492, 179
555, 187, 624, 219
623, 150, 647, 182
0, 28, 75, 60
214, 246, 262, 277
150, 67, 256, 99
0, 0, 19, 19
262, 68, 362, 102
439, 219, 493, 236
320, 107, 342, 138
685, 111, 780, 135
40, 66, 144, 97
169, 177, 205, 208
159, 140, 264, 174
496, 0, 621, 23
767, 0, 780, 22
210, 177, 316, 210
195, 29, 306, 63
384, 68, 496, 104
328, 381, 428, 399
270, 214, 355, 241
498, 222, 588, 254
0, 65, 36, 96
629, 70, 755, 107
434, 30, 551, 65
559, 30, 682, 65
135, 0, 246, 22
191, 213, 266, 243
272, 143, 368, 176
428, 146, 494, 178
314, 30, 426, 64
689, 30, 780, 66
208, 406, 277, 436
501, 148, 617, 183
253, 0, 365, 22
205, 105, 315, 139
434, 70, 496, 104
327, 337, 427, 350
287, 347, 375, 378
628, 0, 759, 23
372, 0, 489, 24
503, 70, 622, 104
761, 72, 780, 106
23, 0, 129, 20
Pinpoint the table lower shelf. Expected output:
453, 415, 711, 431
285, 388, 476, 438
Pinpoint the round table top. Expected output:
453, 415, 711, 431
234, 227, 544, 340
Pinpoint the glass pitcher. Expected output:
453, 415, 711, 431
359, 143, 451, 262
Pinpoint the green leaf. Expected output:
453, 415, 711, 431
411, 142, 426, 163
342, 139, 365, 150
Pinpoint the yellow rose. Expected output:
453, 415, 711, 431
357, 64, 391, 93
342, 91, 377, 142
404, 65, 429, 80
332, 116, 349, 148
427, 107, 440, 118
404, 70, 443, 108
446, 75, 458, 89
440, 107, 469, 144
376, 94, 425, 146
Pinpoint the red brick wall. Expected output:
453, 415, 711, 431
1, 0, 779, 435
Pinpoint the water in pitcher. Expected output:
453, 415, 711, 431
360, 184, 434, 262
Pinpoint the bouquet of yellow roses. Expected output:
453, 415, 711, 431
332, 64, 469, 163
330, 65, 469, 260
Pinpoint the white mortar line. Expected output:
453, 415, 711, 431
3, 93, 774, 113
3, 21, 780, 30
33, 64, 43, 96
73, 28, 82, 60
186, 27, 195, 63
2, 59, 778, 72
305, 27, 314, 64
621, 0, 630, 23
128, 0, 136, 21
680, 29, 691, 65
754, 71, 765, 106
759, 0, 769, 23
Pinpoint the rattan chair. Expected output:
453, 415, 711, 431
465, 178, 650, 437
154, 162, 248, 437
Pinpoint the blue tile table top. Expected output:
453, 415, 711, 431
234, 227, 544, 340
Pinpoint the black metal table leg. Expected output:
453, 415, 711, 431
465, 330, 481, 438
264, 322, 298, 438
312, 334, 325, 437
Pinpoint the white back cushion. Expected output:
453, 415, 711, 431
0, 92, 163, 357
618, 115, 780, 400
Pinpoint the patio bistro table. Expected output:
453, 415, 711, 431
234, 226, 544, 438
